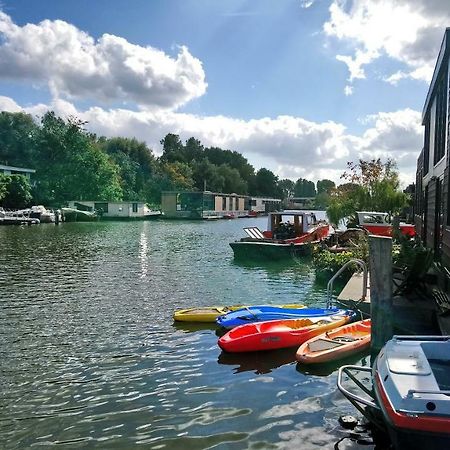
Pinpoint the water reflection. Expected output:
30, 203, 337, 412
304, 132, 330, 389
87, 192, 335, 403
0, 219, 371, 449
172, 322, 219, 334
218, 348, 298, 374
139, 227, 149, 279
296, 353, 371, 377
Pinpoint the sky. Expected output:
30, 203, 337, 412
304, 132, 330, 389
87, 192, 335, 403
0, 0, 448, 186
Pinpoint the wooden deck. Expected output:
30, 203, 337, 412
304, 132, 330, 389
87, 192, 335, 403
336, 272, 439, 335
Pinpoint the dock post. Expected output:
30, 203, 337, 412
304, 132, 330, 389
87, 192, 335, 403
369, 235, 393, 353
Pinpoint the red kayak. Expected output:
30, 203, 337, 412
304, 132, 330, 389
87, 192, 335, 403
218, 314, 350, 353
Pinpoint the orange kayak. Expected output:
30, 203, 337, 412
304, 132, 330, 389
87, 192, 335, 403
218, 314, 351, 353
296, 319, 371, 364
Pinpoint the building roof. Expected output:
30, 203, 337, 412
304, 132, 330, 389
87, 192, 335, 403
0, 164, 36, 173
422, 28, 450, 123
69, 200, 146, 204
162, 190, 247, 197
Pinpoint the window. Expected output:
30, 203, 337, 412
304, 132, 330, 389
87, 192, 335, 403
94, 202, 108, 213
423, 117, 430, 175
433, 74, 447, 165
222, 197, 226, 210
132, 203, 138, 213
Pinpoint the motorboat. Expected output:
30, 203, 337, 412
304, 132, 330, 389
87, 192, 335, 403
338, 336, 450, 450
229, 210, 330, 260
355, 212, 415, 237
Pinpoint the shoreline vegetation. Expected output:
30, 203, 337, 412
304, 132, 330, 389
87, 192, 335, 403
1, 110, 336, 210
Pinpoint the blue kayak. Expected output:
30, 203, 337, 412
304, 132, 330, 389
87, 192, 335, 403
216, 306, 356, 329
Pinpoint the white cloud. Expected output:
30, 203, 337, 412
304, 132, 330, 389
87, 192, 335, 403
0, 95, 21, 112
323, 0, 449, 86
344, 85, 353, 96
0, 12, 207, 110
299, 0, 315, 8
0, 96, 422, 185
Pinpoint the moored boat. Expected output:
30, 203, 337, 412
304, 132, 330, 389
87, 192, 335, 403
296, 319, 371, 364
61, 207, 98, 222
218, 313, 353, 353
355, 211, 415, 237
229, 210, 330, 260
337, 335, 450, 450
374, 336, 450, 449
216, 305, 352, 329
173, 303, 306, 322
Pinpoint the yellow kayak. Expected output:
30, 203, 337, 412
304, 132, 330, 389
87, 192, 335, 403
173, 304, 306, 323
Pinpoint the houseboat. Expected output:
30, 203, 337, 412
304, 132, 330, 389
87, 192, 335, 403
414, 28, 450, 270
66, 201, 160, 220
229, 210, 330, 259
161, 191, 248, 219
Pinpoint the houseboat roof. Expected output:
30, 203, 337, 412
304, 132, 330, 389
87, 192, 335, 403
270, 210, 315, 216
162, 190, 246, 197
0, 164, 36, 173
422, 27, 450, 123
68, 200, 147, 204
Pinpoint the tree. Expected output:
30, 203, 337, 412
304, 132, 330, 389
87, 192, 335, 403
0, 174, 9, 202
294, 178, 316, 197
0, 112, 37, 167
32, 112, 123, 204
100, 137, 156, 200
161, 162, 194, 190
160, 133, 185, 163
0, 174, 32, 209
192, 159, 224, 192
217, 164, 247, 194
326, 159, 408, 226
316, 179, 335, 194
254, 168, 279, 197
277, 179, 295, 200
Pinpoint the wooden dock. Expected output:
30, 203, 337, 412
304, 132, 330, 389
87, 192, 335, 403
336, 272, 438, 335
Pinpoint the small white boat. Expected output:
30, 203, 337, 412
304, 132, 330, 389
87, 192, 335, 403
338, 336, 450, 450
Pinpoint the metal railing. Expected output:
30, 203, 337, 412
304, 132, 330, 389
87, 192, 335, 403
326, 258, 368, 308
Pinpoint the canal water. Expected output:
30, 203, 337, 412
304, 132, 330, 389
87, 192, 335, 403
0, 217, 371, 449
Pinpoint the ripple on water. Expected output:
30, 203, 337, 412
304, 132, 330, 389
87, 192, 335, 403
0, 220, 372, 449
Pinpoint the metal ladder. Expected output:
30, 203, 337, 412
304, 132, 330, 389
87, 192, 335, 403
326, 258, 368, 308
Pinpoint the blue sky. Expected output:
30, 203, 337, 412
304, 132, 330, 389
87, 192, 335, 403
0, 0, 448, 184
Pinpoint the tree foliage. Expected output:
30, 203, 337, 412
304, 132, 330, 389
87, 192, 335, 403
326, 159, 408, 226
0, 174, 33, 209
294, 178, 316, 197
317, 179, 335, 194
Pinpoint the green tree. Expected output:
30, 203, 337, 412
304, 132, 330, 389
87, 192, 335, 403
277, 178, 295, 200
32, 112, 123, 204
160, 133, 185, 163
217, 164, 247, 194
0, 174, 10, 202
316, 179, 335, 194
192, 159, 224, 192
294, 178, 316, 197
0, 174, 32, 209
161, 162, 194, 190
100, 137, 156, 200
326, 159, 408, 226
0, 112, 37, 167
254, 168, 279, 197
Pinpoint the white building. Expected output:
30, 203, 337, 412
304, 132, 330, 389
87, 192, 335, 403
67, 200, 158, 219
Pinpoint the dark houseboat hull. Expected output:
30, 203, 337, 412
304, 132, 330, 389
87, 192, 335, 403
229, 240, 313, 260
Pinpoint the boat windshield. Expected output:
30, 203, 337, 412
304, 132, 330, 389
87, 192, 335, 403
421, 342, 450, 391
359, 213, 390, 224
